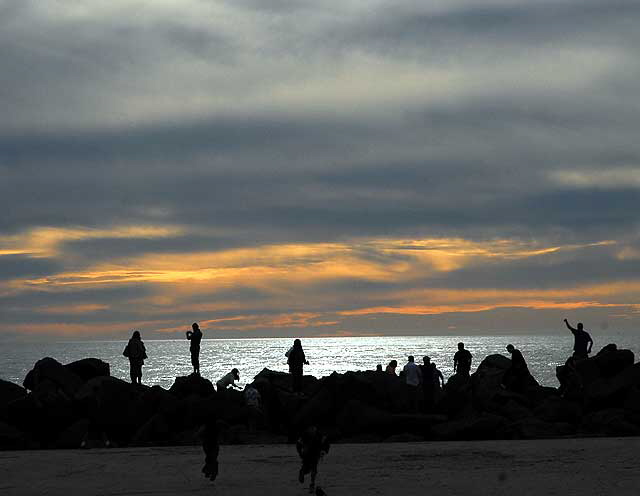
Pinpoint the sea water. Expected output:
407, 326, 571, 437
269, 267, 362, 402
1, 334, 638, 389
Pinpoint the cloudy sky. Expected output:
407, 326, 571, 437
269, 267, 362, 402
1, 0, 639, 340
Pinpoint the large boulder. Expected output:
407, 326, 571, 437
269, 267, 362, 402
23, 357, 84, 396
534, 396, 582, 424
585, 363, 640, 408
75, 376, 147, 444
64, 358, 110, 382
131, 413, 172, 446
471, 354, 511, 410
0, 421, 31, 450
510, 417, 575, 439
0, 379, 27, 421
169, 375, 216, 399
581, 408, 640, 437
441, 373, 473, 418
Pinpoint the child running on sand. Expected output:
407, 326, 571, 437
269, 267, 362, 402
201, 418, 219, 482
296, 426, 330, 494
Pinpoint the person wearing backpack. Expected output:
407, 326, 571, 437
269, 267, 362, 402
123, 330, 147, 385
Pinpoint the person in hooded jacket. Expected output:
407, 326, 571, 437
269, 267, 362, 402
287, 339, 309, 393
123, 330, 147, 385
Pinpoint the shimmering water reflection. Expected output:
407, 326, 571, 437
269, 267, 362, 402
1, 334, 637, 389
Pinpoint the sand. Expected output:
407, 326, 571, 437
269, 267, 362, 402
1, 437, 638, 495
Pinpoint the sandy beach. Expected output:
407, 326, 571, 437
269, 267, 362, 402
1, 437, 638, 496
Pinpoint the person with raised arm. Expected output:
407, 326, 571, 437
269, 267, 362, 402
186, 322, 203, 375
564, 318, 593, 360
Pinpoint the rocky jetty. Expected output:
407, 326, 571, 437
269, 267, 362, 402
1, 345, 640, 450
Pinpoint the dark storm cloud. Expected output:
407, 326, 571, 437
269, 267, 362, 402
0, 255, 60, 281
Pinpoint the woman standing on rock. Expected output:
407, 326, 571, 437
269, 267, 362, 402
123, 330, 147, 385
287, 339, 309, 393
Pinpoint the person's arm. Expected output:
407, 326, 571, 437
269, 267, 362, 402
438, 370, 444, 386
587, 334, 593, 353
564, 318, 577, 333
453, 354, 458, 372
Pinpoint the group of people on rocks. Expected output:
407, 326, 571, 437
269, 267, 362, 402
119, 318, 596, 491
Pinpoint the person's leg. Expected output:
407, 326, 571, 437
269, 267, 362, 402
129, 362, 136, 384
309, 463, 318, 493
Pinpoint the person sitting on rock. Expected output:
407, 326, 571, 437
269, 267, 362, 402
296, 425, 330, 494
216, 368, 241, 392
502, 344, 531, 392
186, 322, 203, 375
201, 417, 219, 481
453, 342, 473, 376
385, 359, 398, 375
564, 319, 593, 360
123, 330, 147, 385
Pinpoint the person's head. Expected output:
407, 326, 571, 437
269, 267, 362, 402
389, 360, 397, 368
231, 368, 240, 380
458, 342, 464, 350
577, 322, 584, 331
376, 364, 383, 372
506, 344, 515, 354
408, 355, 414, 363
293, 338, 301, 348
192, 322, 200, 331
132, 330, 141, 339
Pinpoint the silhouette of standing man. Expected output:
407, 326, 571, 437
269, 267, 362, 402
186, 322, 203, 375
453, 342, 473, 376
564, 319, 593, 360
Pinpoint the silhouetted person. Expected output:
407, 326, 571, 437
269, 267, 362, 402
186, 322, 203, 374
287, 339, 309, 393
453, 342, 472, 376
403, 355, 422, 412
201, 418, 219, 481
564, 319, 593, 360
376, 364, 383, 372
431, 362, 445, 388
420, 356, 434, 411
217, 368, 240, 391
123, 330, 147, 384
244, 384, 263, 432
502, 344, 531, 392
297, 426, 330, 494
385, 359, 398, 375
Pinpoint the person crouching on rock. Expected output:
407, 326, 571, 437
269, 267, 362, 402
216, 368, 241, 393
201, 417, 219, 482
123, 330, 147, 385
296, 426, 330, 494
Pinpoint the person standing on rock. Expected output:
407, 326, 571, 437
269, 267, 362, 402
186, 322, 203, 375
287, 339, 309, 393
564, 319, 593, 360
502, 344, 531, 392
123, 330, 147, 385
453, 342, 473, 376
385, 360, 398, 375
420, 356, 435, 411
403, 355, 422, 412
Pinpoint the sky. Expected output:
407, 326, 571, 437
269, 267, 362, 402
1, 0, 639, 340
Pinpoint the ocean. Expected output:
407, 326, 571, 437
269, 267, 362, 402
1, 334, 637, 389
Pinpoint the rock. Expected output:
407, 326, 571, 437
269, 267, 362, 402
623, 386, 640, 413
534, 396, 582, 424
471, 354, 511, 410
441, 373, 473, 418
0, 421, 30, 450
64, 358, 110, 382
585, 363, 640, 408
131, 413, 171, 446
75, 376, 147, 444
581, 408, 640, 437
54, 418, 90, 449
0, 379, 27, 421
169, 374, 216, 399
23, 357, 84, 397
335, 400, 395, 437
